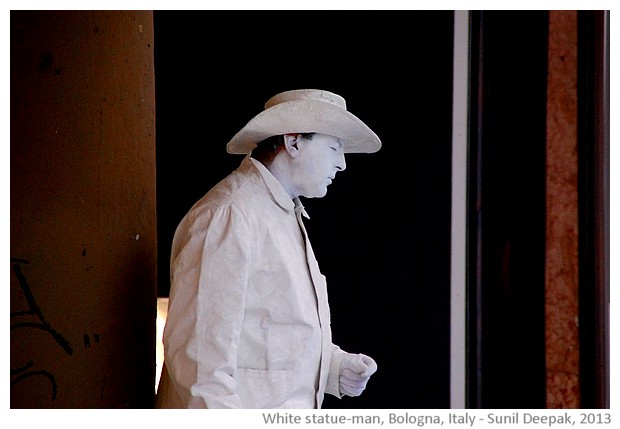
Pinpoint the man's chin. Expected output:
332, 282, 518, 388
303, 188, 328, 199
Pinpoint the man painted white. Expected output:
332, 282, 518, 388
156, 90, 380, 408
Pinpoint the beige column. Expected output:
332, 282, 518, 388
10, 11, 157, 408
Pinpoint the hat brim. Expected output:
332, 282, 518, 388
226, 100, 382, 154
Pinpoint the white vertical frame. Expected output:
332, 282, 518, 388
450, 10, 470, 409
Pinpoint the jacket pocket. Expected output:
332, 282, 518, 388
236, 368, 289, 408
265, 318, 313, 370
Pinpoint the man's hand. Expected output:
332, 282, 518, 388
339, 354, 378, 397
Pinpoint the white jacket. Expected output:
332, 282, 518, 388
156, 156, 347, 408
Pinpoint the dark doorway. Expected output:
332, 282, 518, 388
467, 11, 549, 408
154, 10, 454, 409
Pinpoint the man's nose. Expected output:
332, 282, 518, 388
336, 154, 347, 172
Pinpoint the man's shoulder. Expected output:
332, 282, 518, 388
191, 166, 269, 214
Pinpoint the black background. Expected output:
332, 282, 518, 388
153, 10, 454, 408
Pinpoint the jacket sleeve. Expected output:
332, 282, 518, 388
325, 344, 347, 398
162, 206, 250, 408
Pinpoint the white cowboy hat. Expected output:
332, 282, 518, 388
226, 89, 382, 154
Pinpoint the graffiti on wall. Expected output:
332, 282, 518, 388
10, 257, 74, 401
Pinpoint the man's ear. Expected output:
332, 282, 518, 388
282, 134, 302, 158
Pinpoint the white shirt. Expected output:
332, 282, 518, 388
156, 156, 346, 408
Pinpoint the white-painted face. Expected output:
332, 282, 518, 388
285, 133, 346, 198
